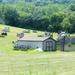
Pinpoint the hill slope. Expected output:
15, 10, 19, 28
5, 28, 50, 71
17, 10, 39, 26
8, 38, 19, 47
0, 24, 57, 51
0, 25, 75, 75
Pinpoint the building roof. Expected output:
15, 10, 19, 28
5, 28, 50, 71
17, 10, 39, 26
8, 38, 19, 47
18, 37, 56, 42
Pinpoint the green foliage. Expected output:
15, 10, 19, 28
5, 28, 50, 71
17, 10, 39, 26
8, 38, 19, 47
18, 11, 33, 28
68, 13, 75, 32
50, 12, 65, 32
48, 25, 53, 32
4, 6, 19, 26
61, 18, 72, 33
69, 4, 75, 11
33, 15, 50, 30
0, 0, 75, 33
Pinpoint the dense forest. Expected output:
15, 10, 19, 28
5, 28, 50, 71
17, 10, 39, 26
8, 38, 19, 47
0, 0, 75, 33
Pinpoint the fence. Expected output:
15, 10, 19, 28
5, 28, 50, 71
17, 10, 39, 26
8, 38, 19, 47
56, 35, 75, 52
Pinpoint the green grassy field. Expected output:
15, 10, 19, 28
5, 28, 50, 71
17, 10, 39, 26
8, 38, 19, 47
0, 24, 75, 75
0, 50, 75, 75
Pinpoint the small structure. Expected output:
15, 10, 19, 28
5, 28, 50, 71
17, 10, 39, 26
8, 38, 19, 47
44, 32, 53, 37
23, 29, 30, 33
14, 37, 56, 51
33, 30, 37, 33
38, 35, 44, 37
17, 32, 24, 38
2, 27, 10, 32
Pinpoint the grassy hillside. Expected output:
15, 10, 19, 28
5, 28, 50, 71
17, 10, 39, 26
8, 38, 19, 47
0, 24, 43, 51
0, 24, 57, 51
0, 24, 75, 75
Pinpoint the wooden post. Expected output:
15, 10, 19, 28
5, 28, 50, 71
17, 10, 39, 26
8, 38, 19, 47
62, 36, 65, 51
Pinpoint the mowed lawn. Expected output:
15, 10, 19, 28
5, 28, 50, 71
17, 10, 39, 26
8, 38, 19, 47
0, 24, 75, 75
0, 50, 75, 75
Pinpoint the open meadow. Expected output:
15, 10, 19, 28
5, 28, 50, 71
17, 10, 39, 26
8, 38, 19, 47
0, 24, 75, 75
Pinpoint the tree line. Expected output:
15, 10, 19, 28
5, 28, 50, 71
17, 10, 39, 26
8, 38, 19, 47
0, 1, 75, 33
